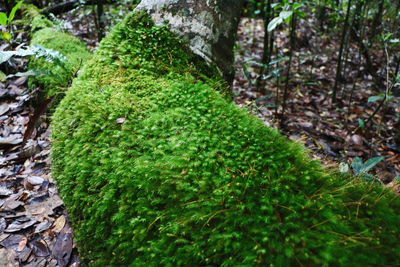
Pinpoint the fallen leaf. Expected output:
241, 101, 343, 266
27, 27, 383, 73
0, 218, 6, 231
0, 247, 18, 267
34, 220, 53, 233
18, 246, 32, 262
17, 237, 28, 252
0, 102, 10, 116
2, 198, 24, 211
116, 117, 126, 124
0, 135, 23, 146
52, 231, 73, 267
27, 176, 44, 185
0, 234, 10, 242
4, 217, 36, 233
24, 257, 47, 267
24, 194, 63, 221
29, 239, 50, 257
12, 77, 27, 86
0, 234, 24, 249
52, 215, 66, 233
0, 186, 13, 197
351, 135, 363, 145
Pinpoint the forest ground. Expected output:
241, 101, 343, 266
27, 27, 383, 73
0, 6, 399, 266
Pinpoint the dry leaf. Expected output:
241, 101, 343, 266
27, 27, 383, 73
52, 231, 73, 267
52, 215, 66, 233
29, 239, 50, 257
24, 194, 63, 221
34, 220, 53, 233
17, 237, 28, 252
5, 217, 36, 233
0, 248, 18, 267
0, 187, 12, 197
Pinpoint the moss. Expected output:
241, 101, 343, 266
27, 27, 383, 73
51, 11, 400, 266
20, 3, 42, 22
20, 3, 91, 98
28, 27, 91, 97
30, 15, 53, 32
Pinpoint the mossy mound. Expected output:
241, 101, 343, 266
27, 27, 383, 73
21, 4, 91, 97
51, 12, 400, 266
29, 27, 91, 97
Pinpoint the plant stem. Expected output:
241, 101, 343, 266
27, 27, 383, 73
280, 12, 297, 127
332, 0, 352, 103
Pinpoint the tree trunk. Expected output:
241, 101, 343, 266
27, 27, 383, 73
370, 0, 384, 39
135, 0, 246, 85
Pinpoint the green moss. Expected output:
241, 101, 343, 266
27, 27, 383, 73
30, 15, 53, 32
19, 3, 91, 98
28, 27, 90, 97
51, 11, 400, 266
20, 3, 42, 22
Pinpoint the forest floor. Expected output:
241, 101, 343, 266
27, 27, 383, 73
0, 7, 399, 267
233, 18, 400, 185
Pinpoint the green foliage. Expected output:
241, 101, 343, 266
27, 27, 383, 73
28, 27, 91, 97
0, 44, 68, 81
0, 0, 22, 41
267, 1, 304, 32
30, 15, 53, 32
13, 3, 91, 98
51, 11, 400, 266
346, 156, 384, 182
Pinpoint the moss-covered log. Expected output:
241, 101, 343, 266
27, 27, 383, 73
50, 11, 400, 266
21, 4, 91, 97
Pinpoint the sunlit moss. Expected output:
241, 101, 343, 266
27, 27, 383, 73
51, 11, 400, 266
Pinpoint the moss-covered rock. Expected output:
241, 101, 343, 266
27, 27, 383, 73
21, 4, 91, 98
51, 11, 400, 266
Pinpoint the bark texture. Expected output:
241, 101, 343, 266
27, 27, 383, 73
135, 0, 246, 84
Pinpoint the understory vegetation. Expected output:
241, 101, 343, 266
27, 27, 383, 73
24, 4, 91, 98
50, 12, 400, 266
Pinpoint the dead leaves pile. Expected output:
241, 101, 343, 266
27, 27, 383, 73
0, 77, 78, 266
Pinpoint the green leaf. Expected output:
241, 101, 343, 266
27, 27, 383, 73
0, 47, 36, 64
0, 12, 7, 26
0, 70, 6, 81
362, 156, 384, 172
351, 157, 363, 175
8, 1, 23, 24
269, 58, 284, 65
0, 31, 12, 41
368, 95, 383, 103
6, 69, 52, 79
293, 3, 302, 10
279, 10, 293, 21
268, 17, 283, 32
271, 3, 280, 9
358, 118, 365, 129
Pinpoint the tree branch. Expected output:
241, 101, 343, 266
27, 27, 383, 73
42, 0, 118, 16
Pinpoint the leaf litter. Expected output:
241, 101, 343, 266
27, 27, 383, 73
0, 51, 80, 266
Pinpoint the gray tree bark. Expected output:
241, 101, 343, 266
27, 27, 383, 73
135, 0, 246, 84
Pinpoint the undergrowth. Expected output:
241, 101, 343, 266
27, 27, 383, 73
21, 4, 91, 98
51, 11, 400, 266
